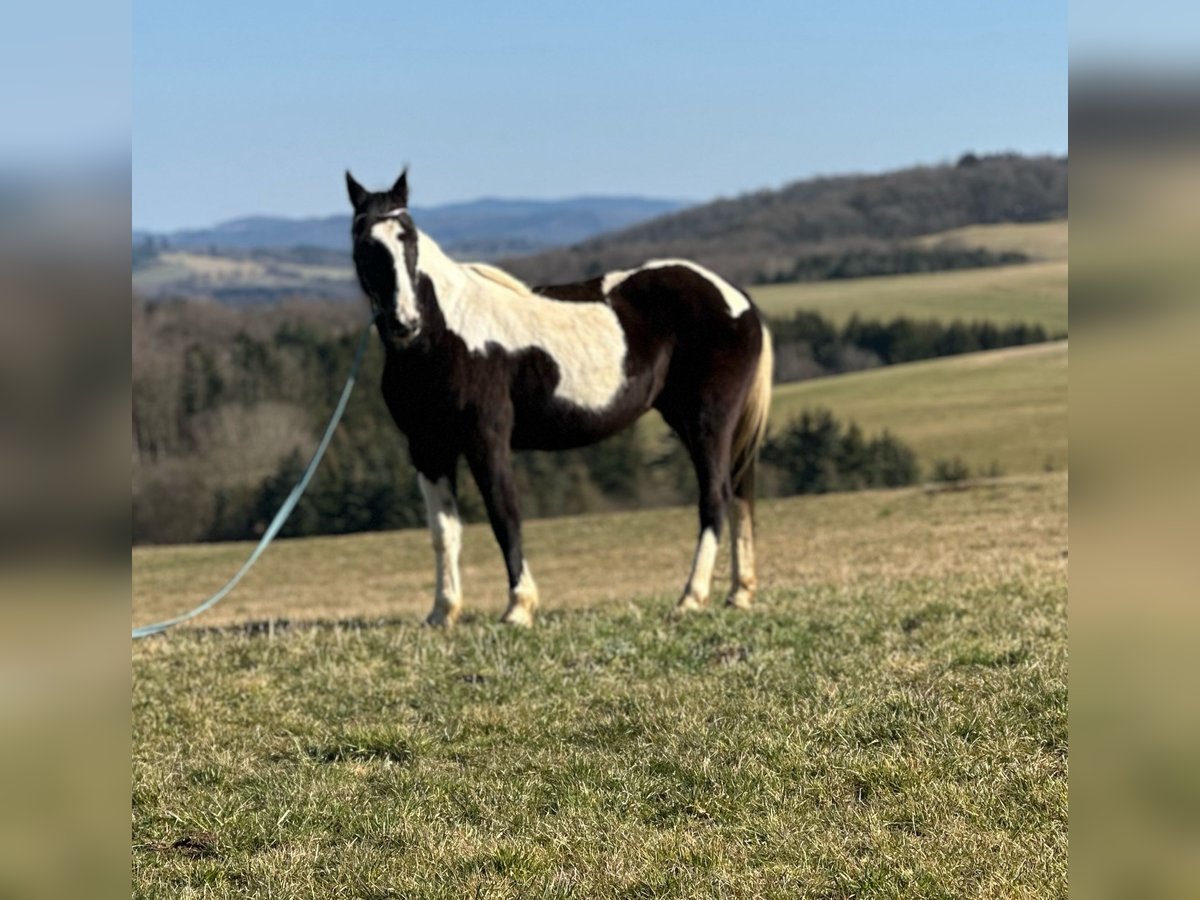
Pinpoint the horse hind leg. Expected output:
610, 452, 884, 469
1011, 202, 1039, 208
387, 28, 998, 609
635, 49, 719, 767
675, 429, 733, 614
726, 458, 758, 610
724, 329, 771, 610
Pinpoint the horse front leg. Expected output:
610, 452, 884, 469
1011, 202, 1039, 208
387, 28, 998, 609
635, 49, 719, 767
466, 440, 539, 627
417, 471, 463, 626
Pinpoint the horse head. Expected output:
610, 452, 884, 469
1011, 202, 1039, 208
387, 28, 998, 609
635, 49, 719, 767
347, 169, 422, 342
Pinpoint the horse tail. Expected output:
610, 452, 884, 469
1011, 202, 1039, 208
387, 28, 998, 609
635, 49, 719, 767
730, 322, 773, 493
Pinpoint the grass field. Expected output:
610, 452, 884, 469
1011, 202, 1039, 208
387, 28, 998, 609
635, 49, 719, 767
769, 341, 1067, 477
133, 473, 1067, 898
914, 220, 1068, 262
750, 261, 1067, 333
133, 250, 354, 298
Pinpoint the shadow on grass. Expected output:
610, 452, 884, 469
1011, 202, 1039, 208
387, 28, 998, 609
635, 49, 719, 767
306, 736, 416, 765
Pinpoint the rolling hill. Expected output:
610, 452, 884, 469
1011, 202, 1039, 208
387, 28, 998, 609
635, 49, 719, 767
914, 219, 1067, 262
132, 250, 358, 303
134, 196, 688, 301
768, 341, 1068, 475
752, 257, 1067, 332
140, 196, 688, 256
134, 156, 1067, 303
503, 153, 1067, 286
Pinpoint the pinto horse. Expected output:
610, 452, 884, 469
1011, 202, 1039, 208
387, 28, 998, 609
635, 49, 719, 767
347, 170, 773, 626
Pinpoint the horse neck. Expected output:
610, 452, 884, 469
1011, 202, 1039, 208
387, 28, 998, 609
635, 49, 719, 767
416, 229, 469, 307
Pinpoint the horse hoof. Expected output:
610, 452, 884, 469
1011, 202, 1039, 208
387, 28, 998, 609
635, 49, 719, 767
725, 589, 754, 610
424, 604, 461, 628
672, 594, 707, 617
500, 605, 534, 628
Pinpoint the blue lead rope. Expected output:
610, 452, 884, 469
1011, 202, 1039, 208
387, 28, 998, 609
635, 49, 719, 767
133, 318, 376, 639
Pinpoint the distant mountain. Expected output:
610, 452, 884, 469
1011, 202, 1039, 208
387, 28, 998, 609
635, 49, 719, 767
160, 215, 349, 252
142, 196, 688, 257
133, 154, 1069, 304
502, 153, 1068, 286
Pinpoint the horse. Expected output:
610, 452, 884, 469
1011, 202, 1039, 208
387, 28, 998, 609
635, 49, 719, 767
346, 169, 773, 627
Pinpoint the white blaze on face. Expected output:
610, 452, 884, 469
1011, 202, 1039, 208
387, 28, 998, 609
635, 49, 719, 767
369, 218, 420, 329
601, 259, 751, 318
415, 231, 628, 411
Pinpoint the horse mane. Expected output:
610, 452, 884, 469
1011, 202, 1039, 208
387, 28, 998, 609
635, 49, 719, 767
462, 263, 535, 297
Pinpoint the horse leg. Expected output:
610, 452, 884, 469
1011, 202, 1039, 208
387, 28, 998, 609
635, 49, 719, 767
466, 440, 538, 627
726, 458, 758, 610
417, 470, 463, 626
676, 426, 733, 614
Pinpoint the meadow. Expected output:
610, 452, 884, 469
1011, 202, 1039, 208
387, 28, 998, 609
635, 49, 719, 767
133, 213, 1069, 896
749, 221, 1068, 333
133, 250, 355, 301
769, 341, 1068, 477
912, 220, 1068, 262
751, 261, 1066, 333
133, 473, 1067, 898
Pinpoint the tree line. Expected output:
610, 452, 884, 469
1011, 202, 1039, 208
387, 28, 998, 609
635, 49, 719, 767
769, 311, 1055, 382
132, 298, 1048, 545
757, 242, 1027, 284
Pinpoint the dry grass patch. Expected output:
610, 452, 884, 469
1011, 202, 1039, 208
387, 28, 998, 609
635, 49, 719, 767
134, 474, 1066, 628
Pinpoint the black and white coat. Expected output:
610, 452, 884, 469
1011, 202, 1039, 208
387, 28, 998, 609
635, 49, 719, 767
348, 171, 772, 626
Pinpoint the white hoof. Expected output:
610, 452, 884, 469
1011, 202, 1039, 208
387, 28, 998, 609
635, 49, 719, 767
425, 601, 462, 628
673, 593, 707, 616
725, 588, 754, 610
499, 603, 534, 627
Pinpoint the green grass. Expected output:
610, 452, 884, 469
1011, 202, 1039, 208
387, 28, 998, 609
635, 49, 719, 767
751, 261, 1067, 333
133, 475, 1067, 898
770, 342, 1067, 477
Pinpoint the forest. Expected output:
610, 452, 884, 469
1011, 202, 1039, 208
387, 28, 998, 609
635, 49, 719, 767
132, 298, 1050, 544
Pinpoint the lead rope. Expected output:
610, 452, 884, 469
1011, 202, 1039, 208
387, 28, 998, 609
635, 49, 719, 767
132, 316, 377, 639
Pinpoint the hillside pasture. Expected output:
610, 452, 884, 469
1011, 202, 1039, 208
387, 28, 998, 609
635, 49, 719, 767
133, 250, 355, 300
133, 474, 1066, 898
751, 260, 1067, 333
769, 341, 1067, 477
915, 219, 1068, 262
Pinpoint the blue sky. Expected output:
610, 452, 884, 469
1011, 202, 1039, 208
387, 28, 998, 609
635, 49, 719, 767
134, 0, 1066, 231
2, 2, 129, 170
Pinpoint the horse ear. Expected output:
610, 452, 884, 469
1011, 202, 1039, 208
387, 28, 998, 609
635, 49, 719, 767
389, 168, 409, 206
345, 171, 369, 210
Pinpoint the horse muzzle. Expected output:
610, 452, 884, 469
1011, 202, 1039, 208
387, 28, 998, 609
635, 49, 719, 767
391, 317, 421, 343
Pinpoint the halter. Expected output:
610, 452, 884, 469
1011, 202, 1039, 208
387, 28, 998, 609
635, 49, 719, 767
353, 207, 408, 225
